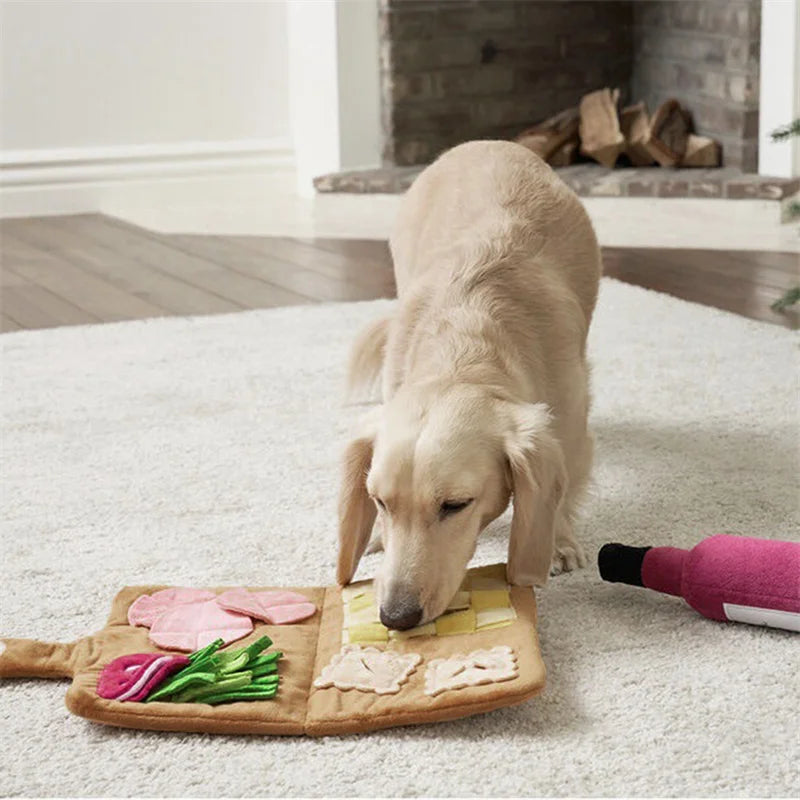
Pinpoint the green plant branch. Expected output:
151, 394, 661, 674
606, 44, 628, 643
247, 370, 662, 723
771, 119, 800, 141
771, 287, 800, 313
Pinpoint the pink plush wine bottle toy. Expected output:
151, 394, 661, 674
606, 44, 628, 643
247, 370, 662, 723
598, 534, 800, 632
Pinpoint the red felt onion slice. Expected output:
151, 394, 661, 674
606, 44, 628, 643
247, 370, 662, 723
97, 652, 190, 702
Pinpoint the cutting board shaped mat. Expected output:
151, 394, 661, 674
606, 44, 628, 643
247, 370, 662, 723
0, 564, 546, 736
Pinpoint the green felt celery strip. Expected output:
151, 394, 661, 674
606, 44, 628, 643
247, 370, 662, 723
143, 636, 284, 704
188, 639, 224, 662
172, 643, 226, 681
215, 670, 251, 682
248, 651, 282, 668
250, 663, 278, 678
243, 635, 273, 660
145, 671, 217, 703
143, 641, 225, 702
172, 673, 252, 704
200, 686, 278, 704
251, 674, 280, 686
177, 655, 217, 679
211, 636, 272, 676
212, 669, 278, 686
214, 651, 237, 667
218, 650, 249, 675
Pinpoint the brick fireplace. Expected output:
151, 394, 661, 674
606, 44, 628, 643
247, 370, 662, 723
315, 0, 798, 201
380, 0, 759, 170
632, 1, 760, 170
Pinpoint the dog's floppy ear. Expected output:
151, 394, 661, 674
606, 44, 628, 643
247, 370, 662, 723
336, 410, 381, 585
502, 402, 567, 587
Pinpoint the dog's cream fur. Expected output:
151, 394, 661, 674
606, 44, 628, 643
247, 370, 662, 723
337, 141, 601, 627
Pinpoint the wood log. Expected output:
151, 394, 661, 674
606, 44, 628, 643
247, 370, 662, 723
547, 138, 579, 167
579, 88, 625, 168
681, 134, 721, 167
515, 107, 580, 162
620, 102, 655, 166
645, 99, 692, 167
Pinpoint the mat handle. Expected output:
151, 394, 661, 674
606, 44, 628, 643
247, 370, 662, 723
0, 638, 80, 679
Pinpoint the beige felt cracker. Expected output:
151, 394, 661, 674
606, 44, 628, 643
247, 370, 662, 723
424, 646, 518, 697
313, 645, 421, 695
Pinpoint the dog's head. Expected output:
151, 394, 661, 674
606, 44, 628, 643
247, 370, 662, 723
336, 382, 566, 629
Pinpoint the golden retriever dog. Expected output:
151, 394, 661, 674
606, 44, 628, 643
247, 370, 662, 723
337, 140, 601, 631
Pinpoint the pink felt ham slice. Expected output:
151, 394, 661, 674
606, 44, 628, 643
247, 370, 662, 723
97, 652, 190, 701
125, 586, 315, 653
127, 588, 216, 627
148, 598, 253, 652
216, 589, 316, 625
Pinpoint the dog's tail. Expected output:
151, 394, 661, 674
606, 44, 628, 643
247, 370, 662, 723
347, 315, 392, 400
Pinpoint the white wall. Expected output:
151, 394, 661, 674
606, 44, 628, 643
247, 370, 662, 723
758, 0, 800, 177
335, 0, 381, 172
0, 0, 290, 157
0, 0, 383, 216
287, 0, 381, 194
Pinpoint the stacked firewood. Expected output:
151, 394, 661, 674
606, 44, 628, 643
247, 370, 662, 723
515, 88, 720, 169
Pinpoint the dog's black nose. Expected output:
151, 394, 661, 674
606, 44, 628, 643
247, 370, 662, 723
380, 604, 422, 631
381, 584, 422, 631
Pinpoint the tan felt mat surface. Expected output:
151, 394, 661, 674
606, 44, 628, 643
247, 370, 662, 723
0, 565, 546, 736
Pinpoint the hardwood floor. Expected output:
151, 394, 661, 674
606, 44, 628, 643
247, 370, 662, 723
0, 214, 797, 332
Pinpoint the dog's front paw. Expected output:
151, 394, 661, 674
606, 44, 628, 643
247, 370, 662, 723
365, 535, 384, 555
550, 540, 587, 576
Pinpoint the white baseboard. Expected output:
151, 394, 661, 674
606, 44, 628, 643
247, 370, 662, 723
0, 138, 294, 218
100, 171, 799, 252
583, 197, 800, 252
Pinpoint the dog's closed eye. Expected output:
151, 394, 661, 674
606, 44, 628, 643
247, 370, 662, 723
439, 499, 473, 519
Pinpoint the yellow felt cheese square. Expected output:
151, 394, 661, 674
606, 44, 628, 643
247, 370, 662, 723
388, 622, 436, 640
348, 622, 389, 643
471, 589, 511, 611
435, 608, 476, 636
476, 607, 516, 629
478, 620, 515, 631
446, 591, 471, 611
349, 604, 380, 625
348, 591, 375, 614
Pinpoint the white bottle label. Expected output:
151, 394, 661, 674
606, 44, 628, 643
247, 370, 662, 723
723, 603, 800, 632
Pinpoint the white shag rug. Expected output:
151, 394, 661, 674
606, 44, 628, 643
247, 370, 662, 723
1, 279, 798, 798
